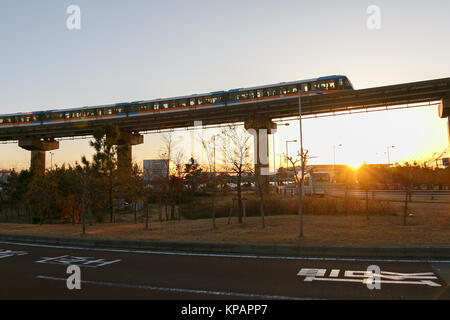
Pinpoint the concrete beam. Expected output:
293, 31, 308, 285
439, 98, 450, 118
117, 131, 144, 146
18, 138, 59, 174
19, 138, 59, 151
244, 118, 277, 134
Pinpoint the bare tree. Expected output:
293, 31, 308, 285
222, 125, 252, 224
201, 134, 219, 229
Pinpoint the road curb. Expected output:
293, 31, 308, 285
0, 233, 449, 260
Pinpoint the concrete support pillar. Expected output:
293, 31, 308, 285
117, 131, 144, 171
438, 97, 450, 146
245, 118, 277, 195
19, 138, 59, 174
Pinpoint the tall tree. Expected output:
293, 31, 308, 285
90, 124, 119, 223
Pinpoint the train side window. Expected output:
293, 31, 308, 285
205, 96, 214, 104
265, 88, 275, 97
311, 82, 317, 90
256, 89, 263, 98
211, 96, 222, 103
154, 103, 159, 110
247, 91, 255, 99
0, 118, 3, 124
280, 86, 287, 95
189, 98, 196, 106
301, 83, 309, 92
229, 93, 239, 101
238, 92, 248, 100
162, 102, 169, 109
169, 100, 177, 108
179, 99, 187, 107
328, 80, 335, 89
287, 85, 297, 94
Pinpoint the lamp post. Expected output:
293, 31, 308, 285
298, 92, 304, 237
386, 145, 395, 165
49, 152, 54, 171
273, 123, 289, 172
285, 139, 297, 169
333, 144, 343, 183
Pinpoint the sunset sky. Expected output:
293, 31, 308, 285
0, 0, 449, 170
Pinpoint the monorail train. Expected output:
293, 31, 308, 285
0, 75, 353, 127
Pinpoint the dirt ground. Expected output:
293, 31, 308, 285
0, 201, 448, 246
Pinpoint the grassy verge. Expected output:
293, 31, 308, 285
0, 200, 448, 246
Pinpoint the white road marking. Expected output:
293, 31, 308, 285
1, 240, 449, 263
35, 255, 121, 268
35, 275, 320, 300
298, 268, 442, 287
0, 249, 28, 259
329, 269, 340, 277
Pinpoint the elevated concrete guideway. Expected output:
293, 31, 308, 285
1, 77, 449, 142
2, 77, 450, 174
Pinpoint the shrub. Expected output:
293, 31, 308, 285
179, 195, 398, 220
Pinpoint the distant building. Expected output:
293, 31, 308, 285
0, 170, 8, 184
143, 159, 171, 181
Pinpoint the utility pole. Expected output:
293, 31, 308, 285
333, 144, 342, 183
49, 152, 54, 171
298, 92, 304, 237
386, 145, 395, 165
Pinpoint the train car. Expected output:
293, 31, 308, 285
0, 75, 354, 127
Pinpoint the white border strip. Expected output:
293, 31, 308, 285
36, 275, 317, 300
1, 240, 450, 263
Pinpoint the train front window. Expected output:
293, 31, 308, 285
344, 79, 352, 89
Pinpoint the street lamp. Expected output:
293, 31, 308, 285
386, 145, 395, 165
49, 152, 54, 171
273, 123, 290, 171
285, 139, 297, 169
333, 144, 343, 183
298, 92, 304, 237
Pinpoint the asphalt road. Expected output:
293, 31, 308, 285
0, 241, 449, 300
